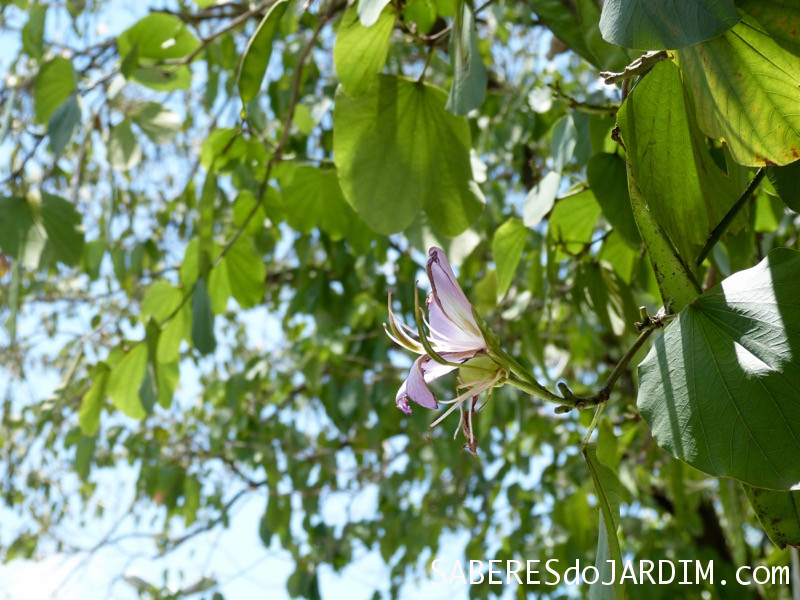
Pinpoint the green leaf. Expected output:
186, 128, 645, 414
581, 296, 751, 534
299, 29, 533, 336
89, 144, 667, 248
39, 193, 85, 267
624, 163, 700, 312
117, 13, 199, 91
531, 0, 628, 70
282, 166, 365, 240
575, 0, 630, 72
522, 171, 560, 228
141, 282, 187, 363
106, 344, 147, 419
47, 94, 81, 155
550, 114, 577, 173
766, 160, 800, 213
129, 102, 181, 144
191, 278, 217, 355
34, 57, 76, 124
334, 4, 394, 97
588, 518, 615, 600
0, 197, 46, 269
639, 249, 800, 490
108, 119, 142, 171
233, 190, 268, 234
237, 0, 288, 104
492, 218, 526, 300
599, 0, 739, 50
584, 446, 629, 600
678, 4, 800, 166
21, 3, 47, 59
157, 361, 180, 409
547, 188, 601, 258
586, 153, 640, 247
445, 0, 487, 115
117, 13, 200, 61
596, 418, 619, 469
333, 75, 484, 236
357, 0, 391, 26
743, 485, 800, 548
219, 237, 265, 309
0, 194, 85, 269
79, 364, 109, 436
618, 60, 739, 264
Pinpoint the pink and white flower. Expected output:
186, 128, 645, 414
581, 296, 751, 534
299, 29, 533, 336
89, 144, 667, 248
385, 247, 499, 416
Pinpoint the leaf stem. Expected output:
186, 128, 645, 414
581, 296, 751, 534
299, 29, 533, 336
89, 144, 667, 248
695, 167, 766, 267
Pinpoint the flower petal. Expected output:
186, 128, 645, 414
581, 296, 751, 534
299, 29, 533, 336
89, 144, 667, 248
394, 351, 477, 413
427, 247, 482, 338
386, 294, 424, 353
426, 293, 485, 352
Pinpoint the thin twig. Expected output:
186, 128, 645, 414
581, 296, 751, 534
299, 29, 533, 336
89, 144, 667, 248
695, 167, 766, 266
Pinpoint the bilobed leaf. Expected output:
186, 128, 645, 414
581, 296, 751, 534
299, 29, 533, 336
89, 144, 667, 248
191, 278, 217, 355
587, 153, 640, 247
47, 94, 81, 155
357, 0, 391, 26
79, 364, 109, 436
618, 60, 739, 264
638, 249, 800, 490
766, 160, 800, 213
238, 0, 288, 104
282, 166, 365, 240
678, 3, 800, 166
523, 171, 560, 228
34, 57, 76, 124
333, 75, 484, 236
743, 485, 800, 548
108, 119, 142, 171
445, 0, 487, 115
492, 218, 526, 300
106, 344, 147, 419
334, 5, 394, 97
600, 0, 739, 50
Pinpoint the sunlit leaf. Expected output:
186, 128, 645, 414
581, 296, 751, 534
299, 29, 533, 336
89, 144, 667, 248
679, 3, 800, 166
333, 75, 484, 236
334, 5, 394, 97
639, 249, 800, 490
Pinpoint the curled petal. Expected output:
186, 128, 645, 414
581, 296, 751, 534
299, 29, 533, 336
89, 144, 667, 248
395, 351, 478, 413
386, 294, 424, 353
427, 247, 482, 338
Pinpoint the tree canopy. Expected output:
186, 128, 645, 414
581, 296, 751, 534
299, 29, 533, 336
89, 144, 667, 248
1, 0, 800, 598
